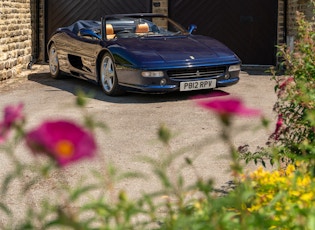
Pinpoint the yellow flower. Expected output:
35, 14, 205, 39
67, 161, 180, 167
300, 192, 313, 202
285, 164, 295, 175
194, 201, 202, 211
275, 202, 284, 212
289, 190, 300, 197
247, 204, 260, 212
297, 176, 311, 187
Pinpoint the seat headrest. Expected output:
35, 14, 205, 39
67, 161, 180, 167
106, 24, 114, 35
136, 23, 149, 33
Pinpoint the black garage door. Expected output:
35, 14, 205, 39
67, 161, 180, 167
45, 0, 152, 58
169, 0, 278, 65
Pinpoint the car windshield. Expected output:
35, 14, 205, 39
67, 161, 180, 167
104, 15, 189, 39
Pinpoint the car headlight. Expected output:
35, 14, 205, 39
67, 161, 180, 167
141, 71, 164, 77
228, 65, 241, 72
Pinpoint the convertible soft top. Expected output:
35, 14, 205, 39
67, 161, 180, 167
60, 20, 101, 34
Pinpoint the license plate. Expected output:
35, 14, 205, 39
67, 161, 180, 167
180, 79, 216, 91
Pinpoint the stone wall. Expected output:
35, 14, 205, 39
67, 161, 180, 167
278, 0, 286, 44
38, 0, 45, 62
0, 0, 32, 81
287, 0, 314, 37
152, 0, 168, 15
286, 0, 314, 51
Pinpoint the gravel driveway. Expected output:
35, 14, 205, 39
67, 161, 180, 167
0, 64, 277, 224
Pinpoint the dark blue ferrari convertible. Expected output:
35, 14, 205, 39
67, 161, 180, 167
47, 13, 241, 96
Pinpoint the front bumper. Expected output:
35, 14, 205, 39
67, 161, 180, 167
116, 65, 240, 93
119, 77, 240, 93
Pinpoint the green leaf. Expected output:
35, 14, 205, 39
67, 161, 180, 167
0, 202, 12, 216
177, 175, 184, 188
1, 174, 14, 195
307, 212, 315, 230
261, 117, 270, 128
70, 184, 99, 201
158, 124, 172, 145
116, 171, 147, 181
185, 157, 193, 166
154, 168, 172, 188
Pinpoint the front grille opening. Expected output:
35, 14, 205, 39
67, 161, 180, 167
168, 66, 226, 80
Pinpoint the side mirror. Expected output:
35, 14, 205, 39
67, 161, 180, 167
79, 29, 101, 39
188, 24, 197, 34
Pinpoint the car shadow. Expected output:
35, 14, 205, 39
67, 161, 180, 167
241, 66, 274, 76
27, 72, 230, 104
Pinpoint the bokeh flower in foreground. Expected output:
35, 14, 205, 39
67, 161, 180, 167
196, 98, 261, 125
0, 103, 24, 144
3, 103, 24, 127
26, 120, 97, 167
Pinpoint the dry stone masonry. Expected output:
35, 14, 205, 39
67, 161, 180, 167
287, 0, 314, 37
0, 0, 32, 81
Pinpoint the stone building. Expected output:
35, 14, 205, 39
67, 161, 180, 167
0, 0, 314, 81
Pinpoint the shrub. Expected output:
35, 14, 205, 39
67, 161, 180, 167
270, 8, 315, 164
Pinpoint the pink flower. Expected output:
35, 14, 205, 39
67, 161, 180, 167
0, 103, 24, 144
279, 77, 294, 90
196, 98, 261, 117
3, 103, 24, 127
273, 114, 283, 140
26, 120, 97, 167
278, 77, 295, 97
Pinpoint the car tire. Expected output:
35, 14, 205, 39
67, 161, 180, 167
99, 53, 124, 96
48, 43, 63, 79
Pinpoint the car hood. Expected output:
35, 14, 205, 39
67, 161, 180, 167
109, 35, 240, 69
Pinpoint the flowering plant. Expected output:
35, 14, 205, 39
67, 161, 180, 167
244, 162, 315, 229
270, 9, 315, 163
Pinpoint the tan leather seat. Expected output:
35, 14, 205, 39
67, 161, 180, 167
135, 23, 149, 34
106, 24, 115, 40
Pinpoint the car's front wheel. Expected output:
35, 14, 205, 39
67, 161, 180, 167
99, 53, 124, 96
48, 43, 62, 79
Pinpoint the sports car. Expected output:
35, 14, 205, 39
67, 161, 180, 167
47, 13, 241, 96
